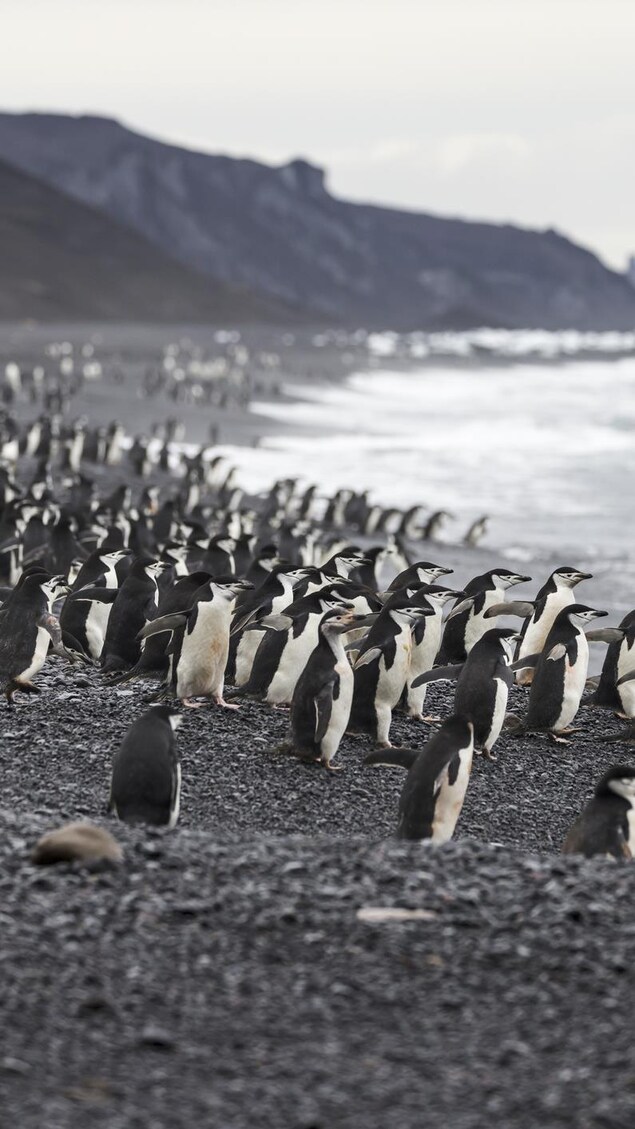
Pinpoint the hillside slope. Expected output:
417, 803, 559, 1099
0, 112, 633, 329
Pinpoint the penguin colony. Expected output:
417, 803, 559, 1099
0, 370, 633, 863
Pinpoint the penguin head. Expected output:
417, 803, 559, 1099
390, 602, 436, 625
567, 605, 607, 624
491, 570, 532, 589
553, 567, 593, 588
41, 574, 70, 604
419, 585, 465, 608
438, 714, 475, 752
211, 578, 255, 601
598, 765, 635, 801
149, 703, 183, 732
319, 608, 361, 634
417, 562, 454, 582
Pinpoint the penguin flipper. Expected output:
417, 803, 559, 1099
138, 613, 188, 640
484, 600, 535, 619
617, 669, 635, 686
547, 643, 567, 662
585, 628, 625, 644
445, 597, 475, 621
411, 663, 464, 688
314, 677, 336, 743
510, 653, 541, 671
364, 747, 419, 770
353, 647, 382, 670
71, 587, 119, 603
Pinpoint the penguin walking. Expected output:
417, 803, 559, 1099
562, 765, 635, 859
109, 706, 182, 828
520, 605, 615, 742
439, 569, 531, 664
140, 578, 253, 707
348, 600, 434, 747
365, 716, 474, 843
281, 609, 357, 769
0, 573, 70, 702
411, 627, 519, 758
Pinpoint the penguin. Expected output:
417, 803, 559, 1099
365, 716, 475, 843
592, 610, 635, 716
463, 516, 489, 547
140, 578, 253, 707
100, 557, 165, 674
520, 605, 612, 742
505, 566, 593, 686
238, 586, 360, 705
0, 573, 70, 702
438, 569, 531, 664
562, 765, 635, 859
108, 571, 213, 686
412, 627, 519, 758
281, 608, 357, 769
109, 705, 182, 828
400, 584, 464, 720
228, 567, 308, 684
61, 549, 131, 660
387, 561, 453, 592
348, 600, 435, 747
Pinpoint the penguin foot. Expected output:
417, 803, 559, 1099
549, 733, 571, 746
422, 714, 442, 723
482, 749, 498, 761
271, 703, 291, 711
321, 761, 343, 772
614, 711, 630, 720
214, 698, 240, 710
182, 698, 208, 709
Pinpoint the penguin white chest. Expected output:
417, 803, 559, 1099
177, 605, 228, 697
268, 619, 321, 704
485, 676, 509, 752
320, 660, 354, 763
555, 633, 588, 731
85, 601, 113, 659
378, 633, 412, 708
20, 625, 51, 681
520, 590, 574, 659
617, 639, 635, 717
431, 750, 473, 843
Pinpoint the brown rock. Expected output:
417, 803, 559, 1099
31, 822, 123, 866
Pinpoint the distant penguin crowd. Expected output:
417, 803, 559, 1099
0, 383, 633, 865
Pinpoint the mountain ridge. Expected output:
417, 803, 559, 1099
0, 111, 633, 329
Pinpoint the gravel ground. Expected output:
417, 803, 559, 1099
2, 661, 635, 1128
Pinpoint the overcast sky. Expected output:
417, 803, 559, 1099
4, 0, 634, 268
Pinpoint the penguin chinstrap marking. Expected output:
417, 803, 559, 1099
109, 705, 182, 828
438, 569, 531, 664
281, 609, 357, 769
140, 578, 253, 708
520, 605, 609, 742
412, 627, 519, 758
0, 573, 70, 703
366, 716, 474, 843
348, 601, 435, 748
562, 765, 635, 859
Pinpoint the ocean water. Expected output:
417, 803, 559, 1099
224, 356, 635, 563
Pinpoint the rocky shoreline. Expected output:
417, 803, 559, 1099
2, 660, 634, 1128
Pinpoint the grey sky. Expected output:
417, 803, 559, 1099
5, 0, 634, 268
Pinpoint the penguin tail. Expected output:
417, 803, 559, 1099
503, 712, 526, 736
364, 747, 419, 770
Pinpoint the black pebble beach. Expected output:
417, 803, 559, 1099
2, 662, 634, 1128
